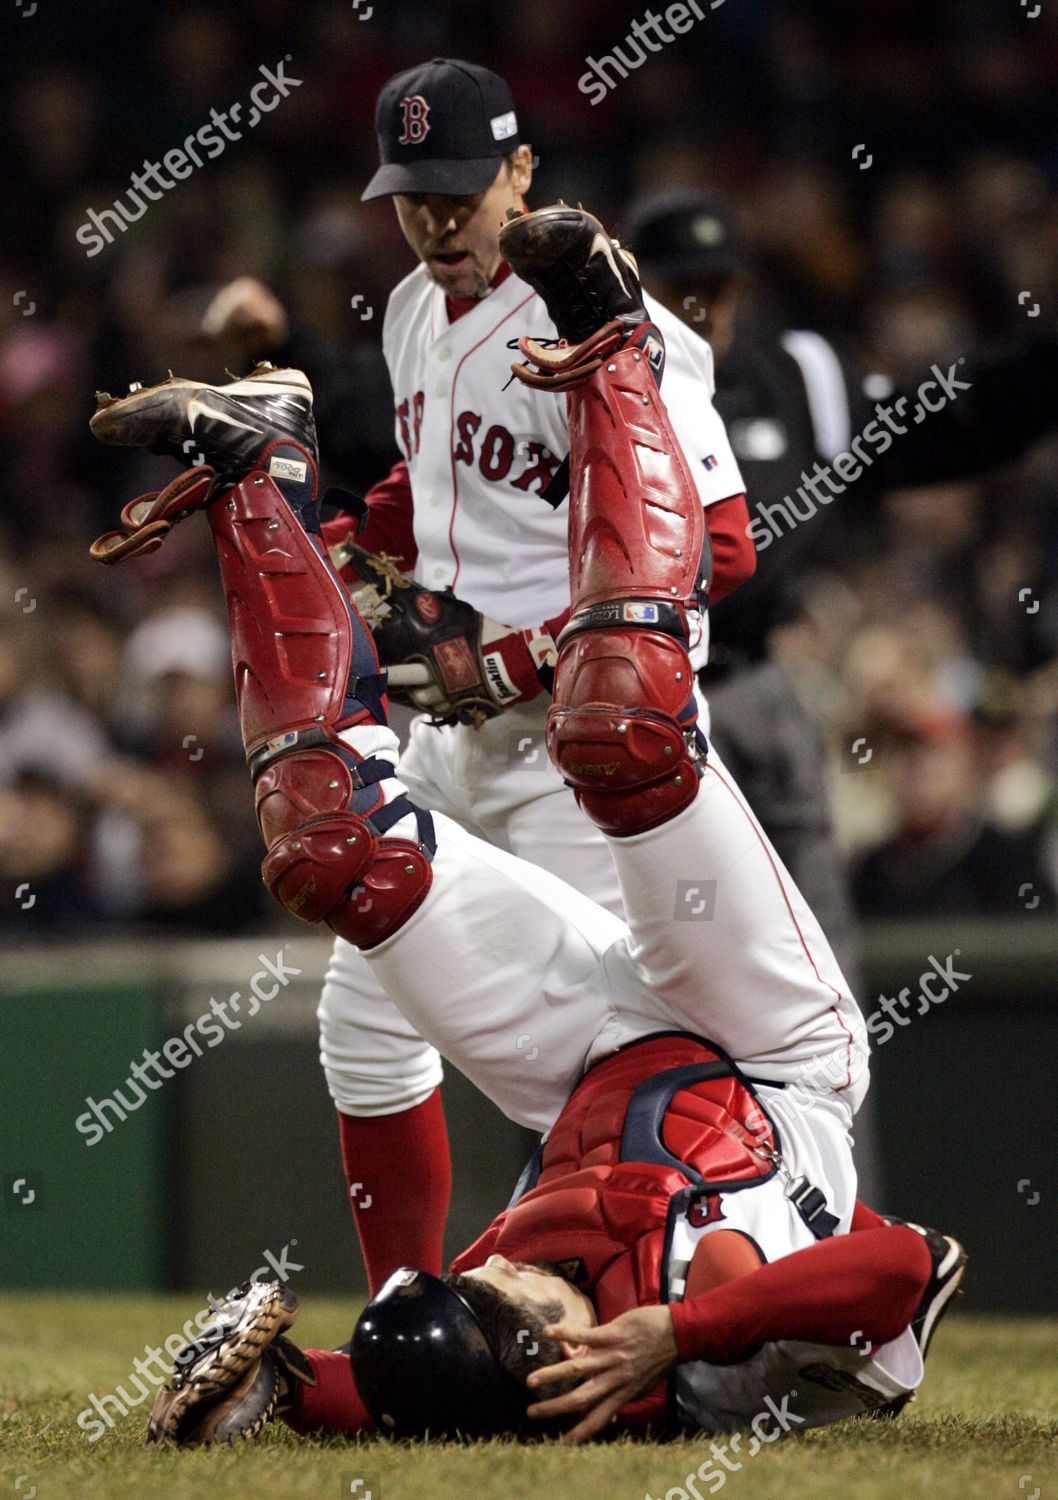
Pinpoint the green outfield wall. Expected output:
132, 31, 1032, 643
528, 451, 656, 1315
2, 926, 1054, 1311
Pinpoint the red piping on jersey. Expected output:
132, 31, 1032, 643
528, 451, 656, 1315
705, 757, 856, 1090
444, 288, 536, 591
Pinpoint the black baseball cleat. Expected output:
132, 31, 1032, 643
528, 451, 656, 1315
91, 362, 317, 473
875, 1221, 968, 1417
499, 204, 648, 347
145, 1279, 315, 1447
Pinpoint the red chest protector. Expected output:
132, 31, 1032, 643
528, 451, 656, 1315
450, 1032, 782, 1431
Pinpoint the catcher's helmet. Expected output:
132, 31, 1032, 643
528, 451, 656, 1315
350, 1267, 528, 1438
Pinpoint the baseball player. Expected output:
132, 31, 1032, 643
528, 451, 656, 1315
140, 1082, 963, 1448
196, 56, 758, 1297
89, 197, 963, 1448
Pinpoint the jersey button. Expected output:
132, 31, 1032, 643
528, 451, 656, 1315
433, 567, 445, 580
428, 495, 440, 507
435, 383, 447, 398
437, 348, 451, 363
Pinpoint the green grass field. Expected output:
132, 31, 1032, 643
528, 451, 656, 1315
2, 1295, 1055, 1500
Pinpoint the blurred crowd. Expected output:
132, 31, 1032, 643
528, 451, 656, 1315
3, 0, 1058, 938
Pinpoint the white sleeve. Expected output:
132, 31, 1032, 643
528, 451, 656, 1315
645, 295, 745, 509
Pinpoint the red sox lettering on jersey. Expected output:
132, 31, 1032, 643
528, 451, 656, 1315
381, 262, 744, 639
401, 398, 563, 494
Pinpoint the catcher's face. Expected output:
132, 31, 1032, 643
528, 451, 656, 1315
394, 146, 534, 299
464, 1255, 597, 1331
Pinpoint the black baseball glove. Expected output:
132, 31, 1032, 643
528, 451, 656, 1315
330, 537, 548, 728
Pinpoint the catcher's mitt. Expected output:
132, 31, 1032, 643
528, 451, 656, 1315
145, 1279, 314, 1447
331, 538, 548, 728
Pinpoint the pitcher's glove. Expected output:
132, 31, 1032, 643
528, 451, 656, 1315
330, 538, 557, 728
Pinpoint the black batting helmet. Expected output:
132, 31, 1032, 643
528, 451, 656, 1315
350, 1268, 528, 1438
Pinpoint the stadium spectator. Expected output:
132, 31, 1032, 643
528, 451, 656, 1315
850, 704, 1058, 918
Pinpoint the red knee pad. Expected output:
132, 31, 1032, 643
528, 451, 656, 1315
575, 762, 699, 836
255, 743, 432, 946
262, 811, 374, 923
547, 702, 699, 836
262, 814, 432, 948
255, 746, 383, 848
330, 838, 433, 948
547, 625, 700, 836
553, 626, 694, 724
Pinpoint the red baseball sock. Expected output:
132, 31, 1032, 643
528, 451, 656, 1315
337, 1087, 452, 1294
282, 1349, 374, 1435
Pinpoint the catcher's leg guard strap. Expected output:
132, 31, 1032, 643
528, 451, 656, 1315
90, 465, 218, 564
255, 739, 435, 949
547, 626, 702, 837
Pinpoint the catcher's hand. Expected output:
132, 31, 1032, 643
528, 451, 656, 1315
525, 1306, 678, 1444
330, 538, 551, 728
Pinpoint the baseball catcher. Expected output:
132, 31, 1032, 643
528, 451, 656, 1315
89, 200, 965, 1445
140, 1046, 964, 1446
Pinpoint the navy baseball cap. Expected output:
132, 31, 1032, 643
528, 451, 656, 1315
622, 192, 747, 281
362, 58, 521, 202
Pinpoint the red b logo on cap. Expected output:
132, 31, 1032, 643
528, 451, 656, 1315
398, 94, 431, 146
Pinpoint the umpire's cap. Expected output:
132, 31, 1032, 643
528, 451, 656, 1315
350, 1267, 528, 1437
622, 191, 746, 282
363, 58, 521, 202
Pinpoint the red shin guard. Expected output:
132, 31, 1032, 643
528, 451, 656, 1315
563, 333, 706, 613
206, 463, 433, 944
545, 333, 708, 835
205, 458, 372, 752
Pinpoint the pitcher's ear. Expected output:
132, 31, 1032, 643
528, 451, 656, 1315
509, 144, 534, 194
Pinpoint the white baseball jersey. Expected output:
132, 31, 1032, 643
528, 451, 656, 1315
382, 262, 744, 649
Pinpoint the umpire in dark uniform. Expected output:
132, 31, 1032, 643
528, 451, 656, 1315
622, 191, 1058, 951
